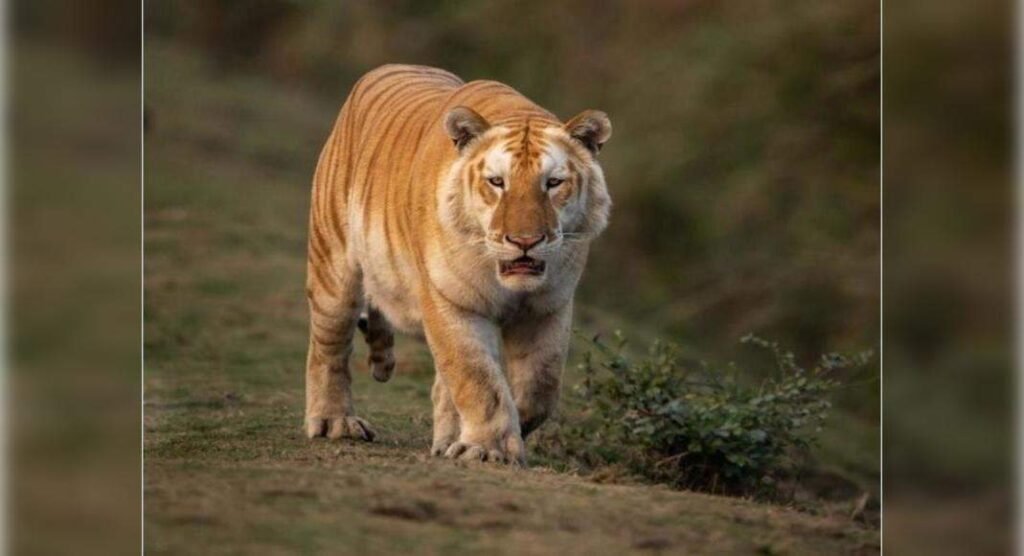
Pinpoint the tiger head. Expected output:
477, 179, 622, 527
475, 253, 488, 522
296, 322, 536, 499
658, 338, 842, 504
441, 106, 612, 291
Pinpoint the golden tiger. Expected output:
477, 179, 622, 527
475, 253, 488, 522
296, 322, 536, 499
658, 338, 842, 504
304, 64, 611, 465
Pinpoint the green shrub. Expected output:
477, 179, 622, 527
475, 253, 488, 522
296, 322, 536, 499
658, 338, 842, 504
553, 332, 872, 496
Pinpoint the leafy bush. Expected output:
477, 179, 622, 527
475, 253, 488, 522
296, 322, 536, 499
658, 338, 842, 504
551, 332, 871, 496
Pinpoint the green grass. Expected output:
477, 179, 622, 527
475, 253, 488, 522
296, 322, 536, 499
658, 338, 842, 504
144, 42, 878, 554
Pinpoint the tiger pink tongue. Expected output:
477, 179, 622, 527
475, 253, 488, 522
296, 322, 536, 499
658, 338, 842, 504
500, 257, 545, 275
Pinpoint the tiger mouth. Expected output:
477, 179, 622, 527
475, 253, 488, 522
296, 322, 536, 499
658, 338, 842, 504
499, 256, 546, 276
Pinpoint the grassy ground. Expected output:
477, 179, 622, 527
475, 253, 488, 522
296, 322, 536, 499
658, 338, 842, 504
144, 43, 879, 555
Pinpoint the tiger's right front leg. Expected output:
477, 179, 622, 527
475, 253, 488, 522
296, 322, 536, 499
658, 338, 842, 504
304, 258, 376, 442
422, 295, 526, 466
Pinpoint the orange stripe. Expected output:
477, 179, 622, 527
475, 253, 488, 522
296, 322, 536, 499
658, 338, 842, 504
359, 89, 448, 239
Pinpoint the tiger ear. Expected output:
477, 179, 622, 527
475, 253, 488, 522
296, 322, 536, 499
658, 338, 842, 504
564, 110, 612, 155
444, 106, 490, 152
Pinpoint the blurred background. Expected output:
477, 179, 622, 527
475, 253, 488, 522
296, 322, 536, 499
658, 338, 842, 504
883, 0, 1014, 553
10, 0, 140, 555
146, 0, 880, 358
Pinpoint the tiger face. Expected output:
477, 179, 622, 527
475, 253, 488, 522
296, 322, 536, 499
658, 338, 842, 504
443, 107, 612, 291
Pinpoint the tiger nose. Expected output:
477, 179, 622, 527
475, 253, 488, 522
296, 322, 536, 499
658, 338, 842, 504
505, 234, 546, 252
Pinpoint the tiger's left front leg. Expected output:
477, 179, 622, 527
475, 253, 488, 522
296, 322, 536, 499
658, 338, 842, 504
422, 296, 526, 465
503, 303, 573, 438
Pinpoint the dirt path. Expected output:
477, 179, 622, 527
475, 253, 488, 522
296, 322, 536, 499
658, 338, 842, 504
144, 367, 877, 555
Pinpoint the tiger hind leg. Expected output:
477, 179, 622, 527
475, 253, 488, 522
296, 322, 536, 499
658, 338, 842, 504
358, 305, 396, 383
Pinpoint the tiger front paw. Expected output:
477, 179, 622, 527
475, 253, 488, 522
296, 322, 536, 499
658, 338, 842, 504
305, 414, 376, 442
